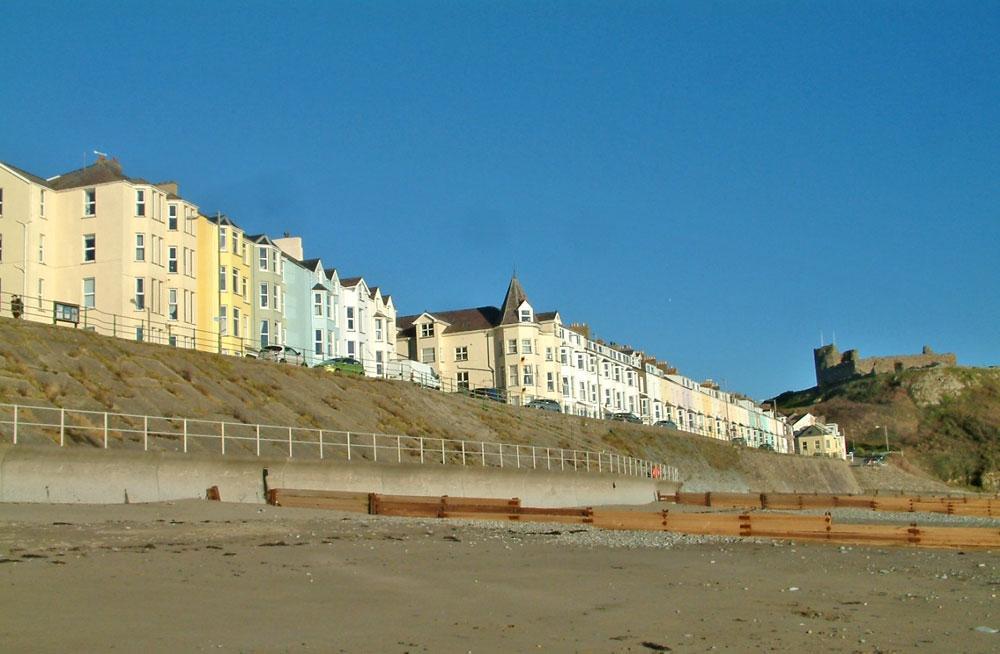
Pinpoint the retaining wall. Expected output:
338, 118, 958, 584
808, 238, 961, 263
0, 445, 672, 507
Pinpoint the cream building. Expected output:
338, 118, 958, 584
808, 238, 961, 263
0, 157, 199, 346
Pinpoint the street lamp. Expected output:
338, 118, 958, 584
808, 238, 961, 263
874, 424, 889, 454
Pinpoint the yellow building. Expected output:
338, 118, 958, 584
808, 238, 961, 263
196, 213, 253, 355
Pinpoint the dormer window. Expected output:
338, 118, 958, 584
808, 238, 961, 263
519, 305, 532, 322
420, 322, 434, 338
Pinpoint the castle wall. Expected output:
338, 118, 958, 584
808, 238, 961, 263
813, 344, 956, 387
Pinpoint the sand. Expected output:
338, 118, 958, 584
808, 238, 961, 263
1, 500, 997, 653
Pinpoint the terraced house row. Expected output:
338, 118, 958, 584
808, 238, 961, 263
0, 157, 397, 372
1, 155, 791, 452
398, 277, 793, 452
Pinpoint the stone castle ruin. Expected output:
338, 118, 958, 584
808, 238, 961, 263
813, 344, 957, 387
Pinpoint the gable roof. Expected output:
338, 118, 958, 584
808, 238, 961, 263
498, 275, 530, 325
300, 258, 323, 273
340, 276, 362, 287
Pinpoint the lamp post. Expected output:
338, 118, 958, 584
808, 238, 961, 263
874, 424, 889, 454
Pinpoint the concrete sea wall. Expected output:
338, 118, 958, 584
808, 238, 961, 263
0, 445, 672, 507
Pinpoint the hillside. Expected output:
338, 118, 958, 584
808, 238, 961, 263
0, 318, 882, 495
773, 367, 1000, 490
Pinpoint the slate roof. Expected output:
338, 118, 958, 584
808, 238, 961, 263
46, 158, 145, 190
498, 276, 529, 325
340, 276, 362, 287
397, 306, 503, 337
1, 161, 52, 187
536, 311, 558, 321
300, 258, 322, 272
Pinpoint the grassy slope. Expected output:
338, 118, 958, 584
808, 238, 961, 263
773, 367, 1000, 489
0, 317, 864, 493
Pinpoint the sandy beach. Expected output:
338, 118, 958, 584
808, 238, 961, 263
1, 500, 997, 653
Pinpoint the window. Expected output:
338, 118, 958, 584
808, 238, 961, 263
242, 276, 247, 301
507, 339, 517, 354
83, 278, 95, 308
519, 307, 532, 322
562, 377, 570, 397
84, 189, 96, 216
422, 347, 435, 363
135, 234, 145, 261
347, 341, 355, 356
560, 349, 568, 365
580, 381, 587, 399
508, 365, 518, 386
259, 283, 269, 309
37, 278, 44, 307
219, 226, 227, 250
315, 330, 323, 355
546, 372, 555, 392
455, 346, 468, 362
521, 339, 532, 354
545, 347, 553, 362
314, 292, 323, 316
219, 305, 227, 335
83, 234, 96, 262
577, 354, 584, 369
523, 366, 534, 386
258, 246, 268, 270
260, 320, 269, 347
134, 278, 145, 310
232, 232, 239, 254
346, 307, 355, 330
167, 247, 177, 273
457, 372, 469, 390
168, 204, 177, 230
232, 269, 239, 296
328, 331, 334, 358
375, 318, 383, 341
274, 285, 281, 311
0, 187, 3, 215
135, 189, 145, 216
38, 234, 45, 262
420, 323, 434, 338
40, 189, 45, 217
219, 266, 227, 292
168, 289, 178, 320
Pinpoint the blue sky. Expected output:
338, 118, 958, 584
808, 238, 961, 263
2, 1, 997, 399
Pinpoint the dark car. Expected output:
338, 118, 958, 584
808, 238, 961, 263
317, 357, 364, 375
526, 398, 561, 412
608, 412, 642, 424
471, 387, 504, 403
653, 420, 679, 430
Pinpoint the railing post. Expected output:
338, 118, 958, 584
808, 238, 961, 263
255, 424, 260, 456
598, 452, 602, 473
288, 426, 293, 458
183, 419, 188, 453
481, 442, 486, 466
372, 433, 377, 462
319, 430, 324, 459
516, 445, 520, 469
546, 447, 551, 470
441, 438, 445, 465
60, 408, 66, 447
585, 451, 590, 472
12, 405, 18, 444
560, 449, 564, 471
103, 412, 109, 448
499, 443, 503, 468
221, 422, 226, 455
142, 415, 148, 451
397, 435, 401, 463
461, 440, 466, 466
532, 446, 537, 469
347, 432, 352, 461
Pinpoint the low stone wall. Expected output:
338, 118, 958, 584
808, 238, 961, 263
0, 445, 669, 507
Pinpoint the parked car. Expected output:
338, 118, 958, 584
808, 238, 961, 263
653, 420, 679, 430
526, 398, 561, 412
386, 359, 441, 389
316, 357, 364, 376
252, 344, 305, 365
608, 412, 642, 424
471, 387, 504, 403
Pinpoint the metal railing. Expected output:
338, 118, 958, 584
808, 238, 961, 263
0, 403, 679, 481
